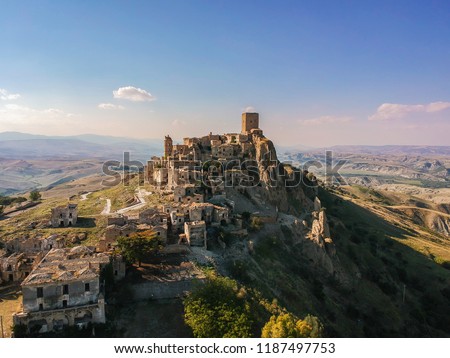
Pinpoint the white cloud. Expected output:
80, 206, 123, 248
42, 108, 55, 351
369, 101, 450, 120
98, 103, 125, 110
0, 88, 21, 101
426, 101, 450, 112
113, 86, 155, 102
0, 104, 75, 130
298, 115, 352, 126
172, 119, 187, 127
244, 106, 256, 113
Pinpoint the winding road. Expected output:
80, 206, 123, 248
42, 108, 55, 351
101, 188, 152, 215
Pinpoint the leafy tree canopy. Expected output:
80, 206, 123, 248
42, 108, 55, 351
29, 190, 41, 201
261, 313, 323, 338
116, 230, 162, 266
184, 274, 254, 338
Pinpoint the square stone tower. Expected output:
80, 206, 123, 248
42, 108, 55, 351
164, 135, 173, 158
241, 112, 259, 134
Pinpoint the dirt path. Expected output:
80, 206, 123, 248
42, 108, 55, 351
101, 198, 112, 215
116, 188, 148, 214
80, 192, 92, 201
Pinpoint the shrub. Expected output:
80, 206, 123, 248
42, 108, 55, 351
261, 313, 323, 338
249, 217, 264, 232
184, 275, 254, 337
29, 190, 42, 201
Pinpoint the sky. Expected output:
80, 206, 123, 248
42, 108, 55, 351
1, 0, 450, 147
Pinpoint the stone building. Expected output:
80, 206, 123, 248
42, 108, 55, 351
50, 204, 78, 228
107, 214, 128, 226
173, 184, 204, 204
213, 205, 229, 224
188, 203, 215, 223
13, 246, 123, 333
184, 221, 207, 247
164, 135, 173, 158
241, 112, 259, 134
170, 211, 186, 234
99, 223, 137, 252
0, 252, 36, 283
139, 208, 168, 226
6, 235, 65, 254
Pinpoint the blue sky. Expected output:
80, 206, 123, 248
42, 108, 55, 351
1, 0, 450, 146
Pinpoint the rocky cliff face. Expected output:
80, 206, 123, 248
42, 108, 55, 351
249, 134, 316, 214
248, 134, 339, 276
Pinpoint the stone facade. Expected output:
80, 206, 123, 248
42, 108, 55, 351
50, 204, 78, 228
107, 214, 128, 226
241, 112, 259, 134
6, 234, 65, 254
184, 221, 207, 247
13, 246, 124, 333
0, 252, 35, 283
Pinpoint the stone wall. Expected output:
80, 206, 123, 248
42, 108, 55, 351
130, 278, 205, 301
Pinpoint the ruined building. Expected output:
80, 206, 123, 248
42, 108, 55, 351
241, 112, 259, 134
50, 203, 78, 228
13, 246, 125, 334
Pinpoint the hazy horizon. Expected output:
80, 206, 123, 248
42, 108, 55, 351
1, 1, 450, 147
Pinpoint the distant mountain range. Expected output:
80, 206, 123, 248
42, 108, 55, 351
280, 144, 450, 156
2, 132, 450, 161
0, 132, 163, 161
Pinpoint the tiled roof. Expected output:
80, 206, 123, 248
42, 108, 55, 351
22, 246, 109, 286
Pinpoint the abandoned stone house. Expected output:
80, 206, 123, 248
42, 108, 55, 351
50, 203, 78, 228
0, 251, 39, 283
139, 208, 168, 226
98, 222, 137, 252
13, 246, 125, 334
173, 184, 204, 204
138, 208, 168, 240
170, 211, 186, 234
138, 223, 168, 242
107, 214, 128, 227
184, 221, 207, 248
168, 166, 202, 187
98, 212, 169, 252
6, 234, 65, 254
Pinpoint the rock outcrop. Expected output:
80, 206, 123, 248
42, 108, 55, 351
248, 134, 316, 215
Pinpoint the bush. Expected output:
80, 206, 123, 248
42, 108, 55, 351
184, 275, 254, 337
261, 313, 323, 338
29, 190, 41, 201
117, 230, 162, 267
249, 217, 264, 232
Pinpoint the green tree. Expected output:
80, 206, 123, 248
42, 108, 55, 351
261, 313, 323, 338
249, 217, 264, 232
29, 190, 41, 201
0, 205, 4, 216
116, 230, 161, 267
184, 274, 254, 337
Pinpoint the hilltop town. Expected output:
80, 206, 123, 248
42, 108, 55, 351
2, 112, 450, 338
0, 112, 338, 336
